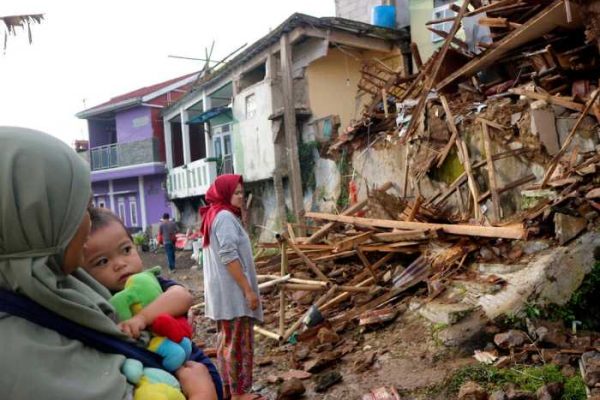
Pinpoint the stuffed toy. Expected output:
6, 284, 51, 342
110, 266, 193, 371
122, 358, 185, 400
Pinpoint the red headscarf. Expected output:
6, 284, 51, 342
199, 174, 243, 247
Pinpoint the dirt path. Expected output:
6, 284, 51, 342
140, 250, 474, 399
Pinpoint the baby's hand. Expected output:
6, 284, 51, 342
118, 314, 147, 338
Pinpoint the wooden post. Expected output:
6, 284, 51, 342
456, 137, 481, 219
481, 121, 501, 223
278, 234, 330, 282
279, 241, 288, 337
273, 170, 287, 232
280, 33, 305, 232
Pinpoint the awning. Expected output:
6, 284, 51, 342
186, 106, 231, 124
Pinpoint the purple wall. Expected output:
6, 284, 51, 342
90, 174, 169, 229
89, 119, 116, 148
116, 107, 154, 144
144, 174, 171, 226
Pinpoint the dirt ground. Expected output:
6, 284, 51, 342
140, 249, 475, 399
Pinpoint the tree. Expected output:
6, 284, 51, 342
1, 14, 44, 51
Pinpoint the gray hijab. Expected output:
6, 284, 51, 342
0, 127, 131, 399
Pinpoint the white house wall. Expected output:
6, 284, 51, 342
232, 80, 276, 182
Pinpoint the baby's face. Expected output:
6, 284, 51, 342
82, 221, 143, 292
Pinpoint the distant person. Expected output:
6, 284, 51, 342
200, 174, 264, 400
159, 213, 178, 271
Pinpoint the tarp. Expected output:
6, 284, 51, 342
186, 106, 231, 124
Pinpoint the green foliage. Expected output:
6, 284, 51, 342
298, 140, 319, 191
541, 262, 600, 330
446, 364, 585, 399
336, 149, 350, 210
563, 376, 587, 400
132, 232, 148, 246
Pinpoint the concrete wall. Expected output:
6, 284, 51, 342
231, 80, 276, 182
116, 107, 154, 144
335, 0, 410, 28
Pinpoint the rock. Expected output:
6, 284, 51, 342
317, 327, 340, 345
303, 352, 338, 373
561, 364, 576, 378
267, 375, 283, 384
554, 213, 588, 245
541, 348, 558, 364
277, 378, 305, 399
505, 385, 536, 400
489, 391, 507, 400
535, 382, 563, 400
294, 344, 310, 361
538, 323, 568, 348
256, 357, 273, 367
280, 369, 312, 381
314, 371, 342, 393
494, 330, 528, 349
458, 381, 488, 400
353, 351, 377, 373
582, 351, 600, 387
551, 353, 573, 367
522, 240, 550, 255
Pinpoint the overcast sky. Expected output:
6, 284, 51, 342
0, 1, 335, 144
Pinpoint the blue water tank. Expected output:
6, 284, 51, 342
372, 5, 396, 29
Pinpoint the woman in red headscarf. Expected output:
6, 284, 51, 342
200, 174, 264, 400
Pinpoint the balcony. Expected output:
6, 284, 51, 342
167, 158, 217, 199
90, 138, 161, 171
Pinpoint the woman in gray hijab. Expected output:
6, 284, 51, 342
0, 127, 216, 400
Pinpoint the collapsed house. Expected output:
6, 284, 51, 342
248, 1, 600, 396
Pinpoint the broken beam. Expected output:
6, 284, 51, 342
306, 212, 525, 240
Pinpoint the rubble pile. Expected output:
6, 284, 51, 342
248, 0, 600, 397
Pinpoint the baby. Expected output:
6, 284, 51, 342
82, 207, 192, 338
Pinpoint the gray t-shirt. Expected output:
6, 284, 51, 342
159, 220, 177, 244
202, 211, 263, 322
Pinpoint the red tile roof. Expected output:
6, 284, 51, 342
79, 72, 197, 117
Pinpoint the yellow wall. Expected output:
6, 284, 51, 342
410, 0, 464, 69
305, 47, 401, 130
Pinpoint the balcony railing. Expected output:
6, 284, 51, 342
90, 138, 161, 171
167, 158, 217, 199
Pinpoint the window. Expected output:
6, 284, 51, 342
211, 123, 234, 175
129, 196, 138, 227
96, 197, 106, 208
245, 94, 256, 119
239, 62, 266, 92
431, 4, 457, 43
118, 199, 126, 224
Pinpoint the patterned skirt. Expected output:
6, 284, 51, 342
216, 317, 254, 398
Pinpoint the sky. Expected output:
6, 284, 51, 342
0, 1, 335, 144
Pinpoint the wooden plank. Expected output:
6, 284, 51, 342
410, 42, 423, 71
481, 121, 501, 223
279, 241, 288, 337
333, 231, 372, 253
437, 1, 582, 90
476, 117, 508, 131
278, 234, 330, 282
478, 17, 509, 28
306, 181, 393, 243
509, 89, 590, 115
457, 133, 481, 219
437, 94, 460, 168
372, 229, 438, 242
406, 195, 424, 221
542, 90, 600, 187
280, 33, 305, 231
356, 247, 379, 282
306, 212, 525, 240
